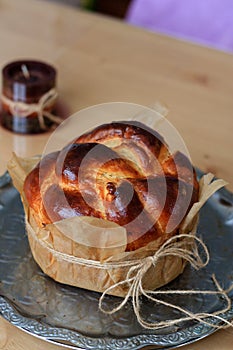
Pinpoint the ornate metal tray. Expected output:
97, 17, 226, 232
0, 170, 233, 350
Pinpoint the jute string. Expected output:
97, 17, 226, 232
26, 220, 233, 330
99, 234, 233, 330
1, 88, 63, 130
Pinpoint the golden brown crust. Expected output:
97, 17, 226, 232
24, 121, 199, 251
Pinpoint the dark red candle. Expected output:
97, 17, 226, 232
1, 60, 59, 134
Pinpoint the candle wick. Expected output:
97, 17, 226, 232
21, 64, 30, 80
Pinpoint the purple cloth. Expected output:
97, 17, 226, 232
126, 0, 233, 52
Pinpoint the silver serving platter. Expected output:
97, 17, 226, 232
0, 170, 233, 350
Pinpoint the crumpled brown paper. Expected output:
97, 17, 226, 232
7, 153, 227, 297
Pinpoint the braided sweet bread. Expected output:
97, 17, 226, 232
24, 121, 199, 251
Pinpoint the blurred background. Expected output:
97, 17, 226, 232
49, 0, 233, 52
49, 0, 132, 18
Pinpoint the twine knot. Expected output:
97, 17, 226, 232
1, 88, 63, 130
99, 234, 233, 330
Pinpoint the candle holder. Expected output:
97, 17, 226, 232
1, 60, 62, 134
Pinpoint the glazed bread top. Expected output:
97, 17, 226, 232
24, 121, 199, 251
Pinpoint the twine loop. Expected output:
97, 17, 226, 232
99, 234, 233, 330
1, 88, 63, 130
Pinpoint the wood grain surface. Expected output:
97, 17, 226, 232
0, 0, 233, 349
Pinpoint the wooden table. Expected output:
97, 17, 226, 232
0, 0, 233, 349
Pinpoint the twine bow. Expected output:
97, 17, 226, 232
99, 234, 233, 330
1, 88, 63, 130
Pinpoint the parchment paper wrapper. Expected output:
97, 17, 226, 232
7, 153, 227, 297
